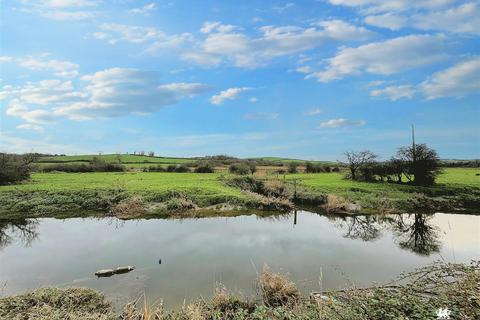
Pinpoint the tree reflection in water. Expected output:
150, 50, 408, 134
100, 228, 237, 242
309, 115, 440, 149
391, 213, 441, 256
332, 215, 389, 241
0, 219, 39, 249
330, 212, 441, 256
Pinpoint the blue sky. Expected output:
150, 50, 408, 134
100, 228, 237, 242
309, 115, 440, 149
0, 0, 479, 160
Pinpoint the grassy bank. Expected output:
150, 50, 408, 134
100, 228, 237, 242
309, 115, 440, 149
1, 260, 478, 319
0, 168, 478, 218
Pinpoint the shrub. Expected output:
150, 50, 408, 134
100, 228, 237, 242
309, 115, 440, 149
166, 164, 191, 173
41, 160, 125, 173
194, 162, 215, 173
143, 165, 165, 172
287, 162, 298, 173
0, 153, 37, 185
305, 162, 327, 173
228, 163, 254, 175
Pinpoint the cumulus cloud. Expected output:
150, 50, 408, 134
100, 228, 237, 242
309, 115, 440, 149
92, 23, 192, 52
413, 2, 480, 35
183, 20, 374, 68
364, 13, 407, 30
128, 3, 156, 15
17, 57, 79, 77
327, 0, 454, 14
319, 118, 366, 128
200, 21, 238, 34
249, 97, 258, 103
210, 87, 250, 105
41, 10, 95, 20
421, 57, 480, 99
1, 68, 210, 130
303, 34, 447, 82
244, 112, 279, 120
333, 0, 479, 35
370, 85, 416, 100
19, 0, 98, 20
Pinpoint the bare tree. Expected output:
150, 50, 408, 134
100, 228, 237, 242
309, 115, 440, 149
395, 144, 441, 185
344, 150, 377, 181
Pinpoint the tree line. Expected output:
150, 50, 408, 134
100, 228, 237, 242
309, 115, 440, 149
344, 143, 442, 186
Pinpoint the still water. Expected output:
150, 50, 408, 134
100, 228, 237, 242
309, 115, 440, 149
0, 211, 479, 308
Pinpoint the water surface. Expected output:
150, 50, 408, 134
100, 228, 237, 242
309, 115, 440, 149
0, 211, 478, 308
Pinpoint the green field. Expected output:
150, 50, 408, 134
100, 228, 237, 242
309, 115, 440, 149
1, 167, 478, 218
39, 154, 194, 164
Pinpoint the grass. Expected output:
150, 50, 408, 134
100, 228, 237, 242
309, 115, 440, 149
39, 154, 194, 164
2, 260, 479, 319
287, 168, 480, 211
0, 168, 478, 218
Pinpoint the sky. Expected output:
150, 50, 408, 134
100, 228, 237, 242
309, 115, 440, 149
0, 0, 479, 160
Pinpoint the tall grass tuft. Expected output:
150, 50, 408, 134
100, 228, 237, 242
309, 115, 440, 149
259, 266, 301, 307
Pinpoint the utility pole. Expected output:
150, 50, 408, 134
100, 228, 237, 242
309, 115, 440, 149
411, 124, 416, 183
411, 124, 416, 159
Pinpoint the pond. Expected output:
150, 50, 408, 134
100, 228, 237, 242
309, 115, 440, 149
0, 211, 479, 309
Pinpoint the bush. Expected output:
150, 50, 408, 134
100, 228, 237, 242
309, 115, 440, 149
143, 165, 165, 172
0, 153, 37, 185
194, 162, 215, 173
305, 162, 327, 173
229, 163, 255, 175
166, 164, 191, 173
287, 162, 298, 173
41, 159, 125, 173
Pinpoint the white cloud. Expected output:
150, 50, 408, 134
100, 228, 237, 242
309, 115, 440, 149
41, 10, 95, 20
305, 34, 447, 82
249, 97, 258, 103
421, 57, 480, 99
0, 56, 14, 63
37, 0, 98, 8
320, 118, 366, 128
200, 21, 238, 34
244, 112, 279, 120
364, 13, 407, 30
273, 2, 294, 13
92, 23, 192, 52
313, 19, 374, 41
327, 0, 454, 14
56, 68, 210, 119
210, 87, 250, 105
370, 85, 416, 100
335, 0, 478, 35
413, 2, 480, 35
184, 20, 374, 68
304, 108, 322, 116
16, 123, 45, 132
19, 0, 98, 20
0, 132, 86, 154
17, 57, 79, 78
1, 68, 210, 126
129, 3, 156, 15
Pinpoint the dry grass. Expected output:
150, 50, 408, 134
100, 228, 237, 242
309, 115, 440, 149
323, 194, 348, 213
111, 197, 146, 218
119, 293, 164, 320
259, 266, 301, 307
0, 287, 115, 320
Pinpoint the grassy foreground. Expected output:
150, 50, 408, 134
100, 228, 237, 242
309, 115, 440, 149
1, 260, 479, 320
0, 168, 478, 218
